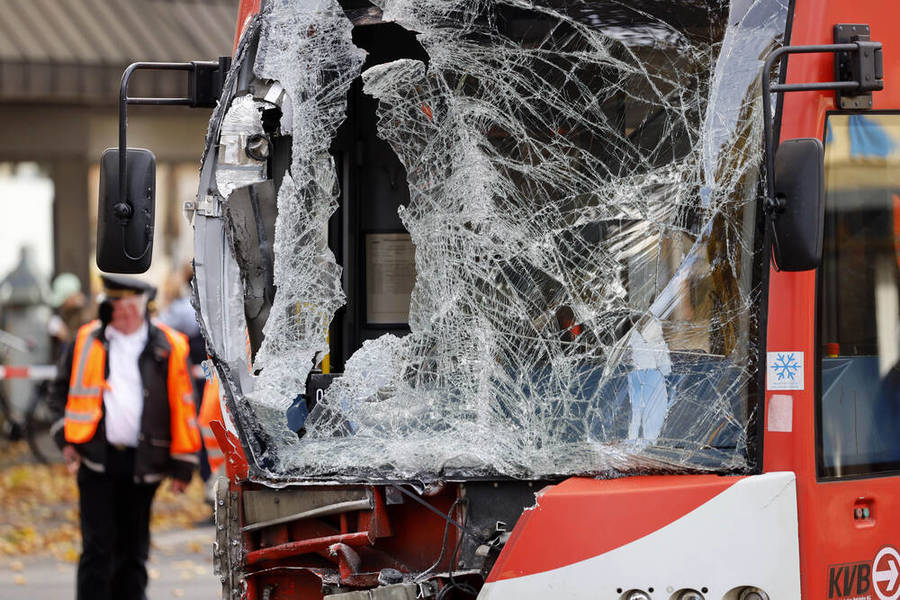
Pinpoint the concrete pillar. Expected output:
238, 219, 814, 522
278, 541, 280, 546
51, 158, 91, 289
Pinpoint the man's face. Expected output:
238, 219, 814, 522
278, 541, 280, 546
109, 294, 146, 334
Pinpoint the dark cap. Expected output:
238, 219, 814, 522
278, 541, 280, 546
100, 274, 156, 299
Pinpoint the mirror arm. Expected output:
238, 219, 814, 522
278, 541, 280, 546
118, 62, 197, 222
115, 59, 231, 261
761, 35, 883, 272
117, 60, 232, 214
761, 41, 880, 208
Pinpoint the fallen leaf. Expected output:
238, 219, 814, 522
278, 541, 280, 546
0, 443, 211, 559
172, 588, 185, 597
174, 560, 196, 568
13, 574, 26, 585
10, 559, 24, 571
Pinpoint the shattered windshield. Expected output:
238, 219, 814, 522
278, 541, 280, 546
193, 0, 788, 481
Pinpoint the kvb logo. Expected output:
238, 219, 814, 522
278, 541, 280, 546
873, 547, 900, 600
829, 561, 871, 598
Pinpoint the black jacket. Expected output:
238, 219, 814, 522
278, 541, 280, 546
49, 320, 197, 483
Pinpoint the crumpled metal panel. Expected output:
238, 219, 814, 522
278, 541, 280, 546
223, 181, 277, 358
199, 0, 788, 482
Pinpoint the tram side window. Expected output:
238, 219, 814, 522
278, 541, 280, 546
819, 113, 900, 478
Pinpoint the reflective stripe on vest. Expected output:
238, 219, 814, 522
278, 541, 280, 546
65, 409, 97, 423
64, 322, 106, 444
171, 452, 200, 464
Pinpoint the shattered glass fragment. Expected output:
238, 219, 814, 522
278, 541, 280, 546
247, 0, 365, 422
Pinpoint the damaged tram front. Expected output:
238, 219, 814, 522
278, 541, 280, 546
190, 0, 785, 597
96, 0, 900, 598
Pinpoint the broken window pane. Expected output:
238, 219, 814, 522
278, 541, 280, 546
198, 0, 788, 481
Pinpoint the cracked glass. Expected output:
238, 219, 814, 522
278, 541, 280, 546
195, 0, 789, 481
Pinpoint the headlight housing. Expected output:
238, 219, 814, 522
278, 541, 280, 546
739, 588, 770, 600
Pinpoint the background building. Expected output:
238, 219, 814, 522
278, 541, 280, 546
0, 0, 236, 294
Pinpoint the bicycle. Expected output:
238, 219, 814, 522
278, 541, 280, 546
0, 330, 29, 451
0, 329, 61, 463
0, 383, 18, 456
23, 376, 61, 464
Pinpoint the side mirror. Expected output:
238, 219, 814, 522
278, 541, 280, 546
96, 148, 156, 274
771, 138, 825, 271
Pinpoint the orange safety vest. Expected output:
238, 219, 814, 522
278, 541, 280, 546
64, 321, 107, 443
65, 320, 201, 455
156, 322, 203, 456
199, 375, 225, 473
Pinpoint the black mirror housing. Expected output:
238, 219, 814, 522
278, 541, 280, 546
96, 148, 156, 274
771, 138, 825, 271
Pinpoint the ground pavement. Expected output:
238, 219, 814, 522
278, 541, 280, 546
0, 442, 220, 599
0, 525, 220, 599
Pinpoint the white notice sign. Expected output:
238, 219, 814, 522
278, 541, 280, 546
365, 233, 416, 325
766, 394, 793, 432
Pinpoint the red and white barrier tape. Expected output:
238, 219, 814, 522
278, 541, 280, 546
0, 365, 58, 380
1, 365, 202, 381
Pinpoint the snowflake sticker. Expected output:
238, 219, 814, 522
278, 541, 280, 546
767, 352, 804, 390
772, 354, 800, 380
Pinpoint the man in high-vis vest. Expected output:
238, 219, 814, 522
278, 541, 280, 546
48, 274, 201, 600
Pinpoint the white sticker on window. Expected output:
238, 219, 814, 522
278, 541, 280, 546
767, 352, 804, 390
767, 394, 793, 432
